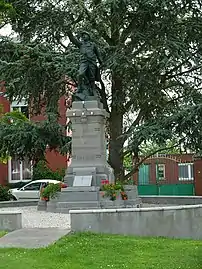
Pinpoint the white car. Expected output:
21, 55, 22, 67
10, 179, 65, 200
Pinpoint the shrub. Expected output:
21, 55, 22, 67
41, 183, 61, 200
32, 160, 65, 181
101, 183, 128, 201
0, 185, 12, 201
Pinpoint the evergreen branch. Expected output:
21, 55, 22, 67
124, 100, 133, 112
163, 50, 199, 79
83, 7, 112, 45
120, 17, 136, 43
122, 109, 144, 141
56, 38, 68, 50
166, 66, 201, 80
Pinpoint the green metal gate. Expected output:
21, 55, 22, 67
137, 159, 194, 196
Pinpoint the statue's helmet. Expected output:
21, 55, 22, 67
80, 31, 91, 40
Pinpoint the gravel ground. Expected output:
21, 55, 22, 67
0, 206, 70, 229
0, 204, 175, 229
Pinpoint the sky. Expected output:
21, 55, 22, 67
0, 24, 12, 35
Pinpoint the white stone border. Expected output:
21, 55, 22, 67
70, 204, 202, 214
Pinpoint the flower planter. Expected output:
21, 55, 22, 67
100, 199, 124, 208
46, 199, 57, 213
37, 199, 47, 211
124, 185, 138, 199
99, 191, 122, 201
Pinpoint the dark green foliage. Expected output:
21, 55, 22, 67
0, 111, 71, 164
41, 183, 61, 199
0, 0, 15, 24
32, 160, 65, 181
0, 184, 12, 201
1, 0, 202, 179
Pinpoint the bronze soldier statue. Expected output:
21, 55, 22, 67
67, 30, 103, 101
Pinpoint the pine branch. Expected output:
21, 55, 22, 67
163, 50, 199, 79
166, 66, 201, 80
121, 109, 144, 141
83, 7, 112, 45
120, 17, 136, 43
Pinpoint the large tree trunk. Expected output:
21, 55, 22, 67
109, 74, 125, 180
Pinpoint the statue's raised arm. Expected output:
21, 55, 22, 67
67, 30, 81, 48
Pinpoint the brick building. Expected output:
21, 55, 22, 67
0, 82, 69, 185
134, 153, 202, 196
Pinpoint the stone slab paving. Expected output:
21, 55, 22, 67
0, 228, 70, 249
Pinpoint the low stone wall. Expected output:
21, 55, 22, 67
140, 195, 202, 205
0, 200, 38, 208
70, 205, 202, 240
0, 212, 22, 231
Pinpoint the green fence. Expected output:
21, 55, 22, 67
137, 162, 195, 196
138, 184, 194, 196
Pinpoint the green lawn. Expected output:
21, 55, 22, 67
0, 231, 6, 238
0, 233, 201, 269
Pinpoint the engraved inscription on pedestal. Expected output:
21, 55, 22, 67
73, 175, 92, 187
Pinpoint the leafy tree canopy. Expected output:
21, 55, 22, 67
0, 0, 202, 179
0, 0, 14, 26
140, 139, 182, 156
0, 110, 71, 165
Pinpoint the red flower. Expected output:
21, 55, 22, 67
101, 179, 109, 185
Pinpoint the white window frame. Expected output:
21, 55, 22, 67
178, 163, 194, 181
156, 164, 166, 180
8, 101, 32, 183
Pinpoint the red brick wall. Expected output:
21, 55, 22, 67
0, 82, 10, 185
46, 150, 67, 171
133, 154, 194, 185
194, 158, 202, 196
0, 87, 67, 185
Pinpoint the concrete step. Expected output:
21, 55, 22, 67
57, 191, 99, 202
57, 201, 99, 209
56, 201, 100, 213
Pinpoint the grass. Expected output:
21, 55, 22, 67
0, 231, 6, 238
0, 233, 202, 269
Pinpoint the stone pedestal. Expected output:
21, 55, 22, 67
64, 100, 114, 186
47, 185, 142, 213
43, 100, 141, 213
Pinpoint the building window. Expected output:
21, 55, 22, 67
11, 106, 29, 119
8, 156, 32, 183
156, 164, 165, 180
178, 163, 193, 181
8, 101, 31, 182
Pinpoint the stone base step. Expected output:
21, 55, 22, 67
57, 201, 99, 208
56, 191, 99, 202
54, 199, 142, 214
55, 201, 100, 213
